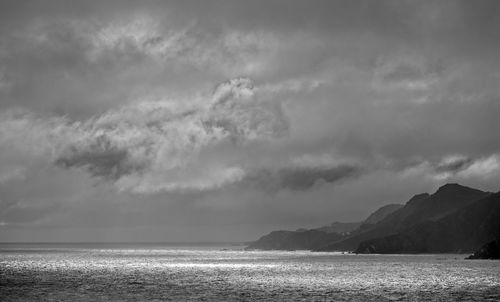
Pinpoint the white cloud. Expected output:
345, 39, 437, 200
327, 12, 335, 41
116, 165, 245, 194
0, 78, 288, 194
457, 154, 500, 179
399, 154, 500, 184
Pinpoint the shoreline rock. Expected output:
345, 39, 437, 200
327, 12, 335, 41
467, 239, 500, 259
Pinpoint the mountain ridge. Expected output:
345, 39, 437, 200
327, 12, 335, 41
247, 199, 405, 250
247, 183, 498, 254
316, 183, 491, 251
355, 191, 500, 253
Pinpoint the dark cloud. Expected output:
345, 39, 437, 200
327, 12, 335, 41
55, 135, 145, 180
243, 165, 360, 191
277, 166, 359, 190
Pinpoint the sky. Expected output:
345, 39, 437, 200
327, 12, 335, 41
1, 0, 500, 242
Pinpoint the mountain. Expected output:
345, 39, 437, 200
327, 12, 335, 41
311, 205, 404, 235
313, 222, 362, 234
247, 201, 404, 250
467, 238, 500, 259
355, 191, 500, 254
247, 183, 497, 253
363, 204, 403, 224
317, 184, 491, 251
246, 230, 344, 250
376, 184, 489, 231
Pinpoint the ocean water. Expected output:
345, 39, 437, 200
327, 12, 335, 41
1, 243, 499, 301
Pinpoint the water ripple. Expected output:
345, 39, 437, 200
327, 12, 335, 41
1, 246, 499, 301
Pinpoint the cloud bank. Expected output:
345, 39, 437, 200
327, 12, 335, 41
1, 0, 500, 241
2, 78, 290, 194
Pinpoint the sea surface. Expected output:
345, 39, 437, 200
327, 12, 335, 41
1, 243, 499, 301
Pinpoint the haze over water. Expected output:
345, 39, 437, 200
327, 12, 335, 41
1, 243, 499, 301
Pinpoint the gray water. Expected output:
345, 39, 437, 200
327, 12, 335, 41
1, 243, 499, 301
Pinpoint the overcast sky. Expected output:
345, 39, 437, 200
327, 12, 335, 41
1, 0, 500, 242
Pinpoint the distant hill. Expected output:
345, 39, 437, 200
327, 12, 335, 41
248, 183, 499, 254
247, 200, 403, 250
317, 183, 491, 251
355, 191, 500, 254
312, 204, 403, 235
378, 184, 490, 229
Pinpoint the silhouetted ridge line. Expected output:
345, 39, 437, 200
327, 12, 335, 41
248, 183, 499, 255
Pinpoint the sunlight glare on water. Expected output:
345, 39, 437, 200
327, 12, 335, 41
1, 244, 499, 301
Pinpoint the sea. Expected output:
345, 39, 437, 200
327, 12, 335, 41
1, 243, 499, 301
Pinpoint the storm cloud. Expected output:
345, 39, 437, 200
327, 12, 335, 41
49, 77, 289, 192
1, 0, 500, 242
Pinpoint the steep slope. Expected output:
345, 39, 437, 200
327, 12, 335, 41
363, 204, 403, 224
317, 184, 490, 251
377, 184, 489, 230
313, 204, 402, 235
355, 191, 500, 254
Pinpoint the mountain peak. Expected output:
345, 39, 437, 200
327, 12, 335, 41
435, 183, 481, 195
439, 183, 465, 189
